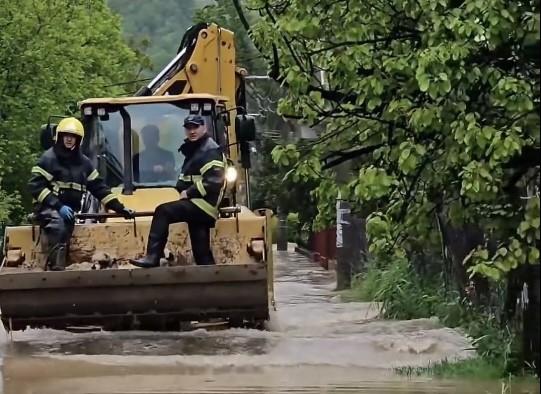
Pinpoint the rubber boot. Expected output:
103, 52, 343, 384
130, 237, 164, 268
49, 244, 67, 271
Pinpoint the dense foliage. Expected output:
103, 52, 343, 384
0, 0, 147, 223
240, 0, 540, 283
231, 0, 539, 374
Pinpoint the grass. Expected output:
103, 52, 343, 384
338, 268, 382, 303
396, 358, 540, 394
394, 357, 504, 380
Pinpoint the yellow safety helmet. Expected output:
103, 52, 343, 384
55, 117, 84, 139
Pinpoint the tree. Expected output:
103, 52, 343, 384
234, 0, 539, 283
0, 0, 148, 223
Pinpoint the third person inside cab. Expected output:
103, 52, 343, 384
133, 124, 176, 183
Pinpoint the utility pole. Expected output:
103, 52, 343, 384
335, 160, 355, 290
276, 207, 288, 251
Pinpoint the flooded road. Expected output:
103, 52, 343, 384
0, 245, 539, 393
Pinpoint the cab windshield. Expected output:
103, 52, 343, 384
96, 102, 214, 188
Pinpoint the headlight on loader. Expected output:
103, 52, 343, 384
226, 166, 238, 184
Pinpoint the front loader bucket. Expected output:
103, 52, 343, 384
0, 264, 269, 332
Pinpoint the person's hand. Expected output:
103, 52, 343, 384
179, 190, 188, 200
121, 207, 135, 219
153, 165, 164, 173
59, 205, 75, 222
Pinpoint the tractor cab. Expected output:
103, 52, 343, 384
39, 94, 257, 214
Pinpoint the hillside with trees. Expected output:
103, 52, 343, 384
108, 0, 213, 73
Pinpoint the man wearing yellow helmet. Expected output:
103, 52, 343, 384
28, 117, 135, 271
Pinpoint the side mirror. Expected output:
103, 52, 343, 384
215, 117, 228, 149
235, 114, 256, 170
39, 123, 57, 150
235, 114, 256, 142
221, 111, 231, 126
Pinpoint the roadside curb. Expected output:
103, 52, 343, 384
294, 245, 335, 271
294, 245, 316, 260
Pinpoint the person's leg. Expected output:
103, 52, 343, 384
188, 221, 216, 265
38, 208, 74, 271
186, 204, 217, 265
130, 200, 191, 268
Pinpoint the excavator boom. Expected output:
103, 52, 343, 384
133, 23, 249, 172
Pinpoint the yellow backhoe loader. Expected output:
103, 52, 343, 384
0, 23, 275, 333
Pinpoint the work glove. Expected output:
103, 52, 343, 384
59, 205, 75, 222
120, 207, 135, 219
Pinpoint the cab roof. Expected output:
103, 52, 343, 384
79, 93, 230, 106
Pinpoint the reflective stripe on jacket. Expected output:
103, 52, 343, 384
28, 147, 119, 212
175, 137, 227, 219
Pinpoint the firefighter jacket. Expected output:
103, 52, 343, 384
28, 147, 125, 214
176, 135, 227, 220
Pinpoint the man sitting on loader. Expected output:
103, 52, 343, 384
130, 115, 227, 268
28, 117, 135, 271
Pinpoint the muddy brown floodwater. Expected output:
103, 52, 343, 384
0, 244, 539, 394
